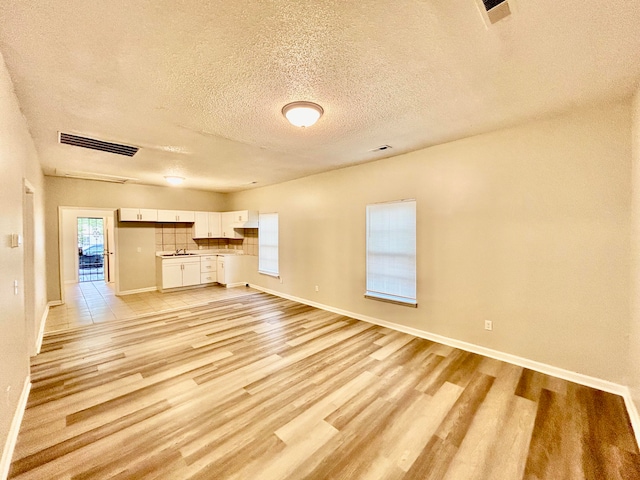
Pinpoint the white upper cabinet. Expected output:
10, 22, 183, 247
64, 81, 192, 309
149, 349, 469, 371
192, 212, 221, 238
220, 210, 259, 238
227, 210, 258, 227
221, 212, 244, 238
157, 210, 195, 223
119, 208, 158, 222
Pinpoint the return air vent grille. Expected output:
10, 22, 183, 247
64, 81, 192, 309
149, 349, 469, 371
59, 132, 139, 157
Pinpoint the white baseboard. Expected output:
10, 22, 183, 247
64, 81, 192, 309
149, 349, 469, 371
624, 390, 640, 448
0, 376, 31, 480
117, 286, 157, 296
249, 284, 640, 445
35, 304, 49, 355
225, 282, 248, 288
47, 300, 63, 307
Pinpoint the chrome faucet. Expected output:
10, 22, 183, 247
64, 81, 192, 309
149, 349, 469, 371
176, 248, 186, 255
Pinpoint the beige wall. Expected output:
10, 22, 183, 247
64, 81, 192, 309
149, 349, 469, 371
45, 177, 229, 299
116, 222, 159, 293
0, 51, 46, 468
631, 87, 640, 413
229, 101, 632, 385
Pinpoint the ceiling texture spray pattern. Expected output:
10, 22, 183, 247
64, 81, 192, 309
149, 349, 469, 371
0, 0, 638, 191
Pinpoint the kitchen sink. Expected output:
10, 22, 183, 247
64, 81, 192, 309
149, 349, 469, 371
162, 253, 198, 257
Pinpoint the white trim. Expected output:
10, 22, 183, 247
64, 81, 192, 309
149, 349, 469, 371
258, 271, 280, 279
58, 206, 118, 301
57, 206, 65, 305
0, 377, 31, 480
47, 300, 63, 307
623, 390, 640, 448
117, 286, 157, 296
34, 304, 49, 355
225, 281, 248, 288
249, 285, 637, 411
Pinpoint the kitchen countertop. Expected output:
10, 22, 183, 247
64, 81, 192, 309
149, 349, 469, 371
156, 249, 244, 258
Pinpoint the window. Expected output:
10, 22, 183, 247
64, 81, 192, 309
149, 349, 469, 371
258, 213, 279, 277
366, 200, 417, 306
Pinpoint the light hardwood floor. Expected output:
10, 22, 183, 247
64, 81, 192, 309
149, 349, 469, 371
10, 287, 640, 479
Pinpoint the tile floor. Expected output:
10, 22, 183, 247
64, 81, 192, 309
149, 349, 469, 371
45, 281, 257, 332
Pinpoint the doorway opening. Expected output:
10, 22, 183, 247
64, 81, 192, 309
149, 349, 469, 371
77, 217, 105, 282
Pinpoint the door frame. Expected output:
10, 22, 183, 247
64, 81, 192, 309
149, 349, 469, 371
23, 179, 37, 356
58, 207, 117, 305
76, 216, 108, 283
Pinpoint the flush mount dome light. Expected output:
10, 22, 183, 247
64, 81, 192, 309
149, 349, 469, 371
164, 176, 184, 186
282, 101, 324, 127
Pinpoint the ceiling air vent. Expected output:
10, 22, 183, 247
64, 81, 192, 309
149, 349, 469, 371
370, 145, 392, 152
59, 132, 139, 157
56, 170, 138, 184
482, 0, 512, 24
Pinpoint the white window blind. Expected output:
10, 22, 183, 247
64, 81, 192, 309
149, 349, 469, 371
258, 213, 279, 277
366, 200, 417, 306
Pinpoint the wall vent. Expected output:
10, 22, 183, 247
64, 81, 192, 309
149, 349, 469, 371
59, 132, 139, 156
482, 0, 512, 24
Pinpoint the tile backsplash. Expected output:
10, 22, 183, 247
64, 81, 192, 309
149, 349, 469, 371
155, 224, 258, 256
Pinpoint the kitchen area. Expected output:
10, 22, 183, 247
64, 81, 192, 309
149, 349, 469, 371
117, 208, 258, 292
48, 204, 261, 331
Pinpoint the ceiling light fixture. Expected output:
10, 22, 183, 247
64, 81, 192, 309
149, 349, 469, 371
164, 176, 184, 186
282, 101, 324, 127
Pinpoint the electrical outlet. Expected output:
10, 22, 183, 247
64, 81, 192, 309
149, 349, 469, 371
315, 285, 319, 292
279, 277, 283, 284
484, 320, 493, 331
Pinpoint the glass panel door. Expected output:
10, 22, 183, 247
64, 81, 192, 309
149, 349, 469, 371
77, 217, 105, 282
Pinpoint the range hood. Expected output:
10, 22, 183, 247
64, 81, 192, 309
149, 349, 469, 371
230, 219, 259, 228
228, 210, 259, 229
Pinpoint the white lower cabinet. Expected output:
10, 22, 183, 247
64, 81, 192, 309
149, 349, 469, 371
217, 256, 226, 284
157, 253, 242, 291
216, 255, 241, 286
200, 255, 217, 284
182, 262, 201, 286
161, 262, 183, 289
157, 257, 201, 291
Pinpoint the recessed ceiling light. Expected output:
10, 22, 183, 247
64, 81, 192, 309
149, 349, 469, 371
282, 101, 324, 128
164, 176, 184, 186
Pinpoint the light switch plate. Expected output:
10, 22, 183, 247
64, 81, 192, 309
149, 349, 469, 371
11, 233, 22, 248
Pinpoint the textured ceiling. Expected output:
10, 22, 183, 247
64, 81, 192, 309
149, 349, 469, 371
0, 0, 639, 192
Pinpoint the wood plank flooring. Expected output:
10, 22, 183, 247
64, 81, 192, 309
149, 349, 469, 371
10, 290, 640, 479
